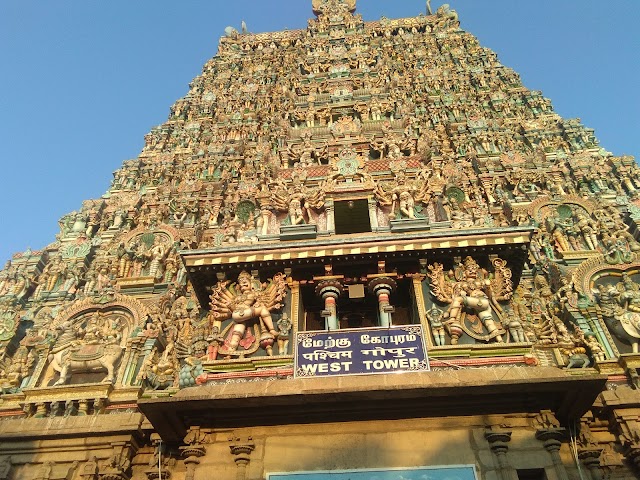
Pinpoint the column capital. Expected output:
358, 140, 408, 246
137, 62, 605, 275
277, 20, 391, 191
229, 435, 255, 462
367, 276, 397, 294
485, 428, 512, 453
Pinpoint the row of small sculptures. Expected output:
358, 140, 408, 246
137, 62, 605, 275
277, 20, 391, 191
0, 184, 637, 315
5, 242, 640, 395
0, 273, 295, 394
1, 178, 638, 337
129, 0, 597, 186
101, 144, 639, 233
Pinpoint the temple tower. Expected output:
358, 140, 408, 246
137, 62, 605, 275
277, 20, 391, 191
0, 1, 639, 479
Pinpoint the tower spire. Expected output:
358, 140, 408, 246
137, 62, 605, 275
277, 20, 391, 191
312, 0, 356, 16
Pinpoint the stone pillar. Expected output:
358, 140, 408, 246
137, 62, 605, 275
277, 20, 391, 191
180, 427, 209, 480
485, 428, 517, 480
316, 280, 342, 331
34, 402, 48, 418
326, 199, 335, 234
371, 283, 392, 327
99, 441, 136, 480
577, 449, 604, 480
121, 336, 145, 386
145, 434, 171, 480
536, 428, 569, 480
576, 416, 604, 480
368, 197, 379, 231
78, 399, 89, 416
600, 388, 640, 474
181, 448, 205, 480
229, 436, 255, 480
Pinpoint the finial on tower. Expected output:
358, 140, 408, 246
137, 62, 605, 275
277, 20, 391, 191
312, 0, 356, 16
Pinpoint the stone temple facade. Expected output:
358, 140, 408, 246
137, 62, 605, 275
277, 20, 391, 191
1, 1, 640, 478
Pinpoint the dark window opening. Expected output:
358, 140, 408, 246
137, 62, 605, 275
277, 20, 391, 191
334, 199, 371, 235
517, 469, 547, 480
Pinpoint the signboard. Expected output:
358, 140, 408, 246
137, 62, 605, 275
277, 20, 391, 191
269, 465, 478, 480
294, 325, 429, 378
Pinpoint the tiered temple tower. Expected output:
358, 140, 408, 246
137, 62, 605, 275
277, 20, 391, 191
1, 1, 640, 478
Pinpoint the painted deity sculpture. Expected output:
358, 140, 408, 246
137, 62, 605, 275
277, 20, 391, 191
209, 272, 288, 355
596, 274, 640, 353
427, 257, 513, 344
48, 311, 127, 386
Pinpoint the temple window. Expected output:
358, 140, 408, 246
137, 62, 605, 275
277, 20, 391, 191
333, 199, 371, 234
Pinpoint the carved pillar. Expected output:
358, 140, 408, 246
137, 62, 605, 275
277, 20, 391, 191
326, 199, 335, 234
536, 428, 569, 480
145, 434, 172, 480
120, 336, 144, 386
180, 427, 209, 480
367, 277, 397, 328
484, 428, 517, 480
316, 279, 342, 331
576, 415, 604, 480
577, 449, 604, 480
368, 197, 379, 231
182, 453, 203, 480
600, 388, 640, 474
615, 409, 640, 471
77, 399, 89, 416
34, 402, 48, 418
98, 441, 136, 480
229, 436, 255, 480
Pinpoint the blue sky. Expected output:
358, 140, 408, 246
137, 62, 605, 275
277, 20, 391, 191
0, 0, 638, 265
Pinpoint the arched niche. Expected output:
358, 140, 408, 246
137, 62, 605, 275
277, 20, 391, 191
38, 295, 149, 387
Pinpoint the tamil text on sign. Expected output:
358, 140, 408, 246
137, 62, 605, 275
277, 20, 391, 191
295, 325, 429, 378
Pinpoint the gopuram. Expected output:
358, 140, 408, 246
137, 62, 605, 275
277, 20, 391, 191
1, 0, 640, 478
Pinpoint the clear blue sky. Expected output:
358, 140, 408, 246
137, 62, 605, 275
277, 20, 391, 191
0, 1, 638, 265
